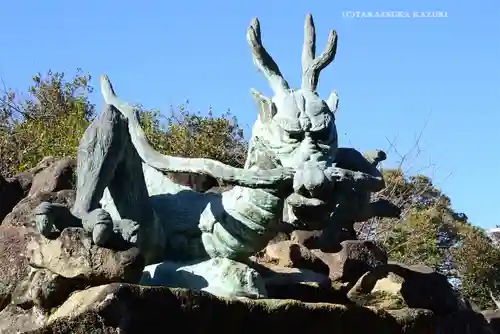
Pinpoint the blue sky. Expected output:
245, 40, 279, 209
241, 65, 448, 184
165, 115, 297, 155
1, 0, 499, 229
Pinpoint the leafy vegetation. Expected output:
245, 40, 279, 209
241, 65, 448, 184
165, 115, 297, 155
139, 105, 247, 168
1, 70, 498, 309
0, 70, 94, 174
360, 169, 500, 309
0, 70, 247, 175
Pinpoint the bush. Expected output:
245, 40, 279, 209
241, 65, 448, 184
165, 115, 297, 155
0, 70, 94, 174
139, 104, 247, 168
0, 70, 247, 176
361, 168, 500, 309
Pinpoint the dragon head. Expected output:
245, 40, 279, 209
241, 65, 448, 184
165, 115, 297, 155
245, 14, 339, 172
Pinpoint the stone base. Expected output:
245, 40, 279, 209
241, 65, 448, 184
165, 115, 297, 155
39, 283, 436, 334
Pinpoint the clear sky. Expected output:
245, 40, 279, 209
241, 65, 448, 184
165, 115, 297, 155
1, 0, 499, 229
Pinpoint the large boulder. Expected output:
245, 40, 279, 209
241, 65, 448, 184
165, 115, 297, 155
290, 229, 324, 249
0, 210, 144, 316
0, 187, 76, 314
0, 304, 46, 334
28, 158, 76, 196
250, 262, 344, 304
313, 240, 388, 284
1, 282, 494, 334
437, 310, 495, 334
347, 262, 465, 315
27, 228, 144, 286
2, 190, 75, 228
483, 309, 500, 334
0, 224, 35, 312
23, 283, 436, 334
261, 239, 388, 287
0, 174, 25, 223
11, 268, 81, 311
0, 156, 74, 225
263, 240, 330, 276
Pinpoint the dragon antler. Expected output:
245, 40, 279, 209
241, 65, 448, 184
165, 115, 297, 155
247, 18, 290, 95
301, 13, 338, 91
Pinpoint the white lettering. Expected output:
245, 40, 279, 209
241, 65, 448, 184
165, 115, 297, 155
343, 10, 448, 19
413, 11, 448, 18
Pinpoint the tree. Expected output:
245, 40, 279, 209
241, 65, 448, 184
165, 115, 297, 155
0, 69, 248, 176
0, 69, 94, 175
451, 224, 500, 309
362, 168, 500, 309
139, 104, 247, 168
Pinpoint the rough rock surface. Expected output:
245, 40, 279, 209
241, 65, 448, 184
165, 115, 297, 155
28, 158, 76, 196
257, 263, 331, 287
0, 156, 67, 224
0, 224, 36, 311
0, 174, 25, 223
290, 229, 324, 249
0, 160, 78, 311
2, 190, 75, 228
259, 239, 388, 286
313, 240, 388, 284
347, 262, 466, 315
264, 240, 330, 276
0, 304, 46, 334
251, 262, 340, 303
388, 262, 465, 315
27, 228, 145, 285
0, 157, 497, 334
11, 172, 36, 195
11, 268, 82, 311
483, 309, 500, 334
29, 283, 437, 334
437, 310, 495, 334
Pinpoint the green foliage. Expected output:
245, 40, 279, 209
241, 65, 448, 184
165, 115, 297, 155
451, 224, 500, 308
384, 208, 447, 267
0, 70, 247, 176
0, 69, 94, 175
364, 168, 500, 309
139, 104, 247, 168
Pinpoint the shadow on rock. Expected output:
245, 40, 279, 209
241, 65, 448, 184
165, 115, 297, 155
28, 283, 436, 334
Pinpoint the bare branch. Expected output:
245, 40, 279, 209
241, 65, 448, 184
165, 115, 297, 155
0, 77, 32, 121
301, 14, 338, 91
246, 18, 289, 94
357, 115, 440, 242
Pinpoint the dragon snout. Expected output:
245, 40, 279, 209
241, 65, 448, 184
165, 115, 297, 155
293, 160, 331, 199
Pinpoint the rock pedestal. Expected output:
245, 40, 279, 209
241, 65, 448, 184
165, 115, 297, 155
0, 159, 497, 334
